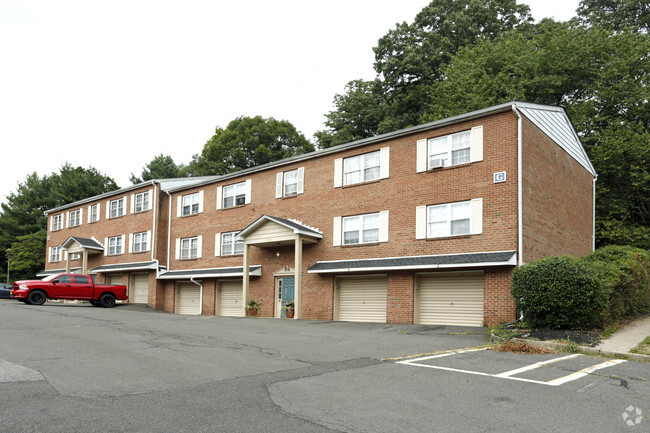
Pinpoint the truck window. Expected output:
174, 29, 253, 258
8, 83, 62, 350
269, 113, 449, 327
74, 275, 89, 284
54, 275, 72, 283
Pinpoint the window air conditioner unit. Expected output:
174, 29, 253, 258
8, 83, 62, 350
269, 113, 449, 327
429, 159, 445, 169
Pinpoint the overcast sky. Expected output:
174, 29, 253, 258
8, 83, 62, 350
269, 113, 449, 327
0, 0, 580, 203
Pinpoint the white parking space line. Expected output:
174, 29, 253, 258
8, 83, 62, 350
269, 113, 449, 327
547, 358, 627, 386
397, 349, 626, 387
495, 354, 581, 378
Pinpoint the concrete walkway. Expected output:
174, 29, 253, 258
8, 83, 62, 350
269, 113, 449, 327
596, 315, 650, 353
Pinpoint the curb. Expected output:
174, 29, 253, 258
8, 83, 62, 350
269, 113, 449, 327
491, 334, 650, 362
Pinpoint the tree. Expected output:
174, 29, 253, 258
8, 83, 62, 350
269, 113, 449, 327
576, 0, 649, 32
7, 231, 46, 282
0, 164, 118, 280
185, 116, 314, 176
317, 0, 533, 145
130, 154, 181, 184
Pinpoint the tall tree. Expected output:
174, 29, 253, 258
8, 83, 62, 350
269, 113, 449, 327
7, 231, 46, 281
186, 116, 314, 176
316, 0, 533, 147
130, 154, 181, 184
0, 164, 118, 281
576, 0, 649, 32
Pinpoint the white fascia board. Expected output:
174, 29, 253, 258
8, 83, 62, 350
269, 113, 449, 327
308, 256, 517, 274
310, 250, 517, 265
157, 266, 262, 280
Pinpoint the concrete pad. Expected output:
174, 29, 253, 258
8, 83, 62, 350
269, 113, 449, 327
0, 359, 44, 382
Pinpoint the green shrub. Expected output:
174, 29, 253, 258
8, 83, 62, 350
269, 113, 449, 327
511, 256, 607, 330
583, 246, 650, 321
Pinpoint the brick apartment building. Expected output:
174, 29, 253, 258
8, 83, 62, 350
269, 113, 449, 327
42, 102, 596, 326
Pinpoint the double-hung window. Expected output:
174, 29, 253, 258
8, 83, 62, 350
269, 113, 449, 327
223, 182, 246, 208
50, 246, 61, 262
133, 232, 148, 253
284, 170, 299, 196
276, 168, 304, 198
69, 209, 81, 227
108, 236, 124, 255
417, 126, 483, 172
344, 151, 380, 186
416, 199, 483, 239
343, 213, 380, 245
51, 215, 63, 231
89, 204, 99, 223
109, 198, 124, 218
181, 237, 199, 259
134, 191, 150, 213
182, 193, 200, 216
221, 231, 243, 256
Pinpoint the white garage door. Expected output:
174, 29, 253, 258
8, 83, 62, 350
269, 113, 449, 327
337, 277, 387, 323
219, 281, 243, 317
417, 272, 484, 327
175, 283, 201, 315
130, 273, 149, 304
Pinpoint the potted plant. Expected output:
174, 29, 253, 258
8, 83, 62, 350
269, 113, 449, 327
283, 301, 295, 319
246, 299, 261, 316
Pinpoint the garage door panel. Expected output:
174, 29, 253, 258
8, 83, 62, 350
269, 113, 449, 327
219, 281, 243, 317
175, 283, 201, 315
418, 273, 484, 327
337, 277, 387, 323
131, 273, 149, 304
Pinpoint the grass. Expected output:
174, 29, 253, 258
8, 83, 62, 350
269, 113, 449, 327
490, 341, 554, 355
630, 336, 650, 355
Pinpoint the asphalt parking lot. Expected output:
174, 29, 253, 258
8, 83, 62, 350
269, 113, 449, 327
0, 300, 648, 432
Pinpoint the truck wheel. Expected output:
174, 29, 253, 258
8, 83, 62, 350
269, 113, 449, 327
27, 291, 46, 305
99, 293, 116, 308
89, 301, 100, 307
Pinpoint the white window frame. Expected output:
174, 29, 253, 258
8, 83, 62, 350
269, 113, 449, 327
276, 168, 305, 198
415, 199, 483, 239
181, 237, 199, 260
182, 193, 200, 216
220, 231, 244, 256
108, 236, 124, 256
109, 198, 125, 218
132, 231, 149, 253
50, 246, 61, 262
223, 182, 247, 208
89, 204, 99, 223
343, 151, 380, 186
70, 253, 81, 261
51, 215, 63, 231
134, 191, 150, 213
68, 209, 81, 227
417, 126, 483, 172
332, 211, 389, 246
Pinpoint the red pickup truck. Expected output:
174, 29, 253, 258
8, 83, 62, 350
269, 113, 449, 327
11, 273, 128, 307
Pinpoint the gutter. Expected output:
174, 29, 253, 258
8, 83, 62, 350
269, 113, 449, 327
512, 104, 524, 267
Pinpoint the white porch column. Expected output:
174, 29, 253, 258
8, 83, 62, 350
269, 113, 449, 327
65, 251, 71, 273
82, 249, 88, 274
242, 243, 250, 316
294, 235, 302, 319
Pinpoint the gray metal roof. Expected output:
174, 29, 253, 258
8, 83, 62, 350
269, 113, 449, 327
92, 261, 159, 273
307, 251, 517, 273
516, 103, 596, 176
36, 267, 82, 276
157, 265, 262, 280
60, 236, 104, 250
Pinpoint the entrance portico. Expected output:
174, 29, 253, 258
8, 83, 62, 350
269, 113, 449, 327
236, 216, 322, 319
60, 236, 104, 274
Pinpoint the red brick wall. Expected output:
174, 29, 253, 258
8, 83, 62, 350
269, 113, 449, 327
387, 273, 415, 323
484, 268, 517, 326
521, 116, 594, 261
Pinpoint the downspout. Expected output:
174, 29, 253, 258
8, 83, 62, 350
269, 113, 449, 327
150, 180, 159, 276
164, 190, 173, 273
512, 104, 524, 266
190, 277, 203, 315
593, 175, 598, 252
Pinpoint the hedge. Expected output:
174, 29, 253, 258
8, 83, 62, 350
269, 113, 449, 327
511, 246, 650, 330
511, 256, 607, 329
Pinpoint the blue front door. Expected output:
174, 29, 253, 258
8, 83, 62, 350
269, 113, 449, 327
279, 277, 295, 318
